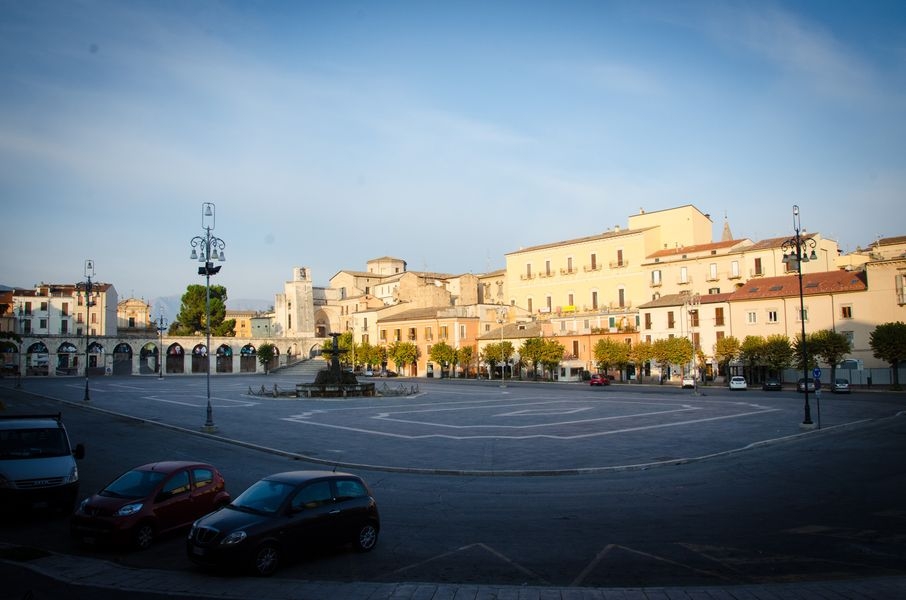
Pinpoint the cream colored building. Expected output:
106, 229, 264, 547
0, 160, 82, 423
117, 298, 152, 332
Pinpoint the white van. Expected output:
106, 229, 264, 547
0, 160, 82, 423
0, 413, 86, 513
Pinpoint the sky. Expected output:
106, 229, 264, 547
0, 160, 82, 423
2, 0, 905, 310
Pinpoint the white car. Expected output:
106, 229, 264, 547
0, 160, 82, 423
728, 376, 747, 391
682, 375, 696, 389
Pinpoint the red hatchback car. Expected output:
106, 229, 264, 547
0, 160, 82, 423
71, 461, 230, 550
589, 374, 610, 386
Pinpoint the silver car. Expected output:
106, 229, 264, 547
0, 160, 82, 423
832, 378, 850, 394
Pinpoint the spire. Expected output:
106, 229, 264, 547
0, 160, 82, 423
721, 212, 733, 241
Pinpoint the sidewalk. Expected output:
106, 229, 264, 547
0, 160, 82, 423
4, 543, 906, 600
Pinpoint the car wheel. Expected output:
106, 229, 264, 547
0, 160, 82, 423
133, 523, 155, 550
355, 522, 379, 552
251, 543, 280, 576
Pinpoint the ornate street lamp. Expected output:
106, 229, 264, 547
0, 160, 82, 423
75, 260, 96, 402
156, 313, 168, 379
685, 292, 701, 394
189, 202, 225, 433
781, 205, 818, 427
497, 306, 507, 387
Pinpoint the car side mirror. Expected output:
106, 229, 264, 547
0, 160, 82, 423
73, 443, 86, 460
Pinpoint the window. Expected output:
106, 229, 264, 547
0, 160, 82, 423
567, 257, 573, 272
39, 318, 47, 329
572, 341, 579, 356
692, 332, 700, 350
545, 260, 551, 276
841, 305, 853, 319
335, 479, 367, 501
40, 301, 48, 312
560, 321, 566, 332
394, 329, 401, 342
708, 287, 720, 294
193, 468, 214, 488
618, 288, 625, 308
568, 293, 574, 306
292, 481, 333, 510
690, 310, 699, 327
798, 307, 809, 322
546, 296, 552, 310
767, 310, 778, 323
527, 298, 533, 313
379, 329, 387, 341
440, 325, 448, 339
62, 302, 69, 316
408, 327, 417, 341
680, 266, 689, 283
667, 311, 675, 329
590, 253, 597, 269
651, 270, 662, 286
709, 263, 718, 281
714, 307, 725, 326
644, 313, 652, 330
730, 261, 740, 278
128, 317, 136, 328
754, 257, 763, 276
460, 325, 466, 338
425, 326, 433, 340
716, 330, 725, 341
60, 321, 68, 334
525, 263, 532, 277
163, 471, 191, 497
591, 291, 598, 310
747, 311, 756, 324
25, 301, 33, 315
616, 249, 624, 267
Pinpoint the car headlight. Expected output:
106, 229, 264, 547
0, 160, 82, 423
221, 531, 247, 546
65, 465, 79, 484
77, 498, 90, 513
115, 502, 144, 517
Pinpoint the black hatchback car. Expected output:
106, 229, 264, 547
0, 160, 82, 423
186, 471, 379, 576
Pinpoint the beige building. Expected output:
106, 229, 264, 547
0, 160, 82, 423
117, 298, 152, 333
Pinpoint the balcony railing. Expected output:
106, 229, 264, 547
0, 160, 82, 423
650, 281, 662, 288
560, 268, 576, 275
520, 274, 535, 280
584, 265, 602, 272
677, 276, 693, 285
609, 260, 628, 269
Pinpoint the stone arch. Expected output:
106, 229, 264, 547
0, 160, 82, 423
139, 342, 158, 375
216, 344, 233, 373
240, 344, 256, 373
87, 341, 105, 376
167, 343, 185, 374
27, 341, 49, 375
56, 342, 79, 375
191, 343, 208, 373
308, 343, 322, 359
0, 341, 19, 376
113, 342, 133, 375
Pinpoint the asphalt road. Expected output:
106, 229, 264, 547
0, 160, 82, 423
2, 375, 905, 592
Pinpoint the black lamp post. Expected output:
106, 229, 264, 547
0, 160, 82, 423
190, 202, 225, 433
156, 313, 168, 379
781, 205, 818, 427
75, 259, 96, 402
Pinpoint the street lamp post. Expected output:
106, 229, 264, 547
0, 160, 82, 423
781, 205, 818, 427
189, 202, 225, 433
497, 306, 507, 387
156, 313, 168, 379
685, 292, 701, 394
75, 260, 96, 402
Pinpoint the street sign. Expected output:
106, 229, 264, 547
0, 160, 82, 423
813, 367, 822, 379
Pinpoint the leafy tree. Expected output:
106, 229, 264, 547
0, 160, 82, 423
456, 345, 474, 378
357, 340, 382, 370
593, 338, 630, 377
321, 331, 353, 365
810, 329, 852, 383
540, 339, 565, 380
739, 336, 766, 381
652, 337, 692, 381
428, 341, 456, 377
761, 334, 794, 377
519, 337, 546, 380
480, 342, 501, 378
629, 341, 654, 383
870, 322, 906, 389
170, 284, 235, 337
713, 336, 741, 378
792, 334, 820, 371
389, 341, 418, 375
257, 342, 276, 374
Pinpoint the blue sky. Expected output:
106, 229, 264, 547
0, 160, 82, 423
2, 0, 904, 307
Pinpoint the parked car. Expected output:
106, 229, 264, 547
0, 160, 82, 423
681, 375, 695, 389
832, 378, 851, 394
71, 461, 230, 550
589, 374, 610, 386
728, 376, 747, 391
762, 378, 782, 391
0, 413, 85, 514
797, 378, 820, 392
187, 470, 380, 576
378, 370, 397, 377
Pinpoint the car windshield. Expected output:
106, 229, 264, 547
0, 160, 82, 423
101, 469, 167, 499
0, 428, 69, 459
230, 479, 296, 515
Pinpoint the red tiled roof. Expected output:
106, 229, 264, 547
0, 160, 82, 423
647, 239, 748, 259
728, 270, 866, 301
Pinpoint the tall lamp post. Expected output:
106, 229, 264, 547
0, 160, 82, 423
156, 313, 168, 379
189, 202, 225, 433
781, 205, 817, 427
497, 306, 507, 387
75, 260, 96, 402
685, 292, 701, 394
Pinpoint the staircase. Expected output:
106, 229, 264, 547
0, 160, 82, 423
273, 358, 326, 381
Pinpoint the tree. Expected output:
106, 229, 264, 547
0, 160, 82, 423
170, 284, 235, 337
389, 341, 418, 375
428, 341, 456, 377
357, 340, 382, 370
456, 345, 474, 378
540, 339, 565, 380
870, 322, 906, 389
480, 342, 501, 378
629, 341, 654, 383
739, 336, 766, 381
792, 334, 820, 371
652, 337, 691, 382
519, 338, 546, 380
810, 329, 852, 383
761, 334, 794, 377
713, 336, 741, 379
593, 338, 630, 378
257, 342, 276, 375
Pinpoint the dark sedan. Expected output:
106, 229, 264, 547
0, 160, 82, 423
762, 378, 782, 391
71, 461, 230, 550
187, 470, 380, 576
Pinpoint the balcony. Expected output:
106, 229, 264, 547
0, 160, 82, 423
520, 274, 536, 280
649, 281, 662, 288
728, 272, 742, 280
749, 268, 764, 278
677, 276, 693, 285
538, 271, 554, 278
609, 260, 628, 269
560, 268, 576, 275
583, 265, 602, 272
